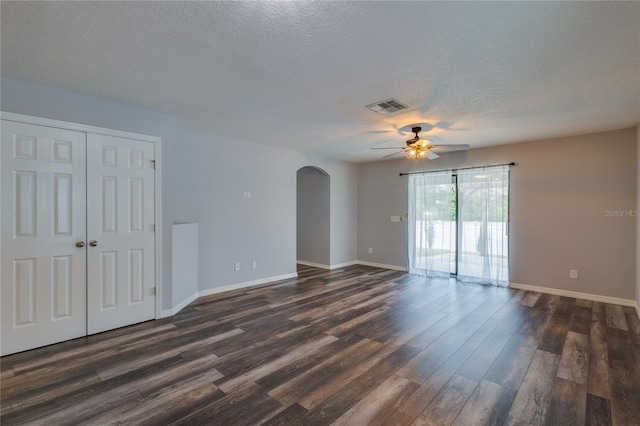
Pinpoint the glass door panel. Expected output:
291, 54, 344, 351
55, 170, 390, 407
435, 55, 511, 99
408, 172, 456, 277
457, 168, 509, 285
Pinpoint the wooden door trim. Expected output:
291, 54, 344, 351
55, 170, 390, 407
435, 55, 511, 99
0, 112, 164, 321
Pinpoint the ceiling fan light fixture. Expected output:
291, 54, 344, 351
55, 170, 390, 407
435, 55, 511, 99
407, 136, 419, 145
405, 146, 426, 159
405, 144, 433, 160
370, 123, 468, 160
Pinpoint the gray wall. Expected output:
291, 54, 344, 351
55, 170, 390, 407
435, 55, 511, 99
172, 222, 199, 307
358, 128, 637, 300
297, 167, 330, 266
637, 127, 640, 310
330, 163, 358, 266
169, 128, 357, 290
1, 77, 358, 308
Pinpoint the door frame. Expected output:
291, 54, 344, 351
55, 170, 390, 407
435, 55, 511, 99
0, 111, 164, 320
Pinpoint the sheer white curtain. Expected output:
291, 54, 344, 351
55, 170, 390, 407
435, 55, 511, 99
457, 166, 509, 286
408, 171, 455, 277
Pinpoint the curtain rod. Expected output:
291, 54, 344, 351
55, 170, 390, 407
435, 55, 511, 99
399, 162, 515, 177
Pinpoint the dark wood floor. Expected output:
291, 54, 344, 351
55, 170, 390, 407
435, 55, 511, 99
2, 265, 640, 425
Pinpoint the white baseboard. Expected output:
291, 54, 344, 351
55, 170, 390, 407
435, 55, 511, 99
161, 272, 298, 318
198, 272, 299, 298
330, 261, 359, 269
509, 282, 637, 307
160, 292, 198, 318
297, 260, 360, 270
160, 309, 175, 318
357, 260, 408, 272
296, 260, 330, 269
298, 259, 407, 272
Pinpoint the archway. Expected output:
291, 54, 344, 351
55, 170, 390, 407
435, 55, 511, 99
296, 166, 330, 268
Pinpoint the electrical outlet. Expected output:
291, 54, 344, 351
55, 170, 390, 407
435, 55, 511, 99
234, 262, 241, 271
243, 192, 251, 198
368, 248, 373, 254
570, 269, 578, 279
251, 260, 257, 269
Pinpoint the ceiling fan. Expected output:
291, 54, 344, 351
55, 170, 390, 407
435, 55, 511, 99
371, 126, 470, 160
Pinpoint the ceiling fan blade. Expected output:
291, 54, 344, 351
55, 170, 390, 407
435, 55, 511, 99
382, 151, 404, 159
371, 147, 407, 150
430, 144, 470, 151
426, 151, 440, 160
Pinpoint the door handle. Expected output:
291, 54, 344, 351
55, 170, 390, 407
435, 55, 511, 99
75, 240, 86, 248
89, 240, 98, 247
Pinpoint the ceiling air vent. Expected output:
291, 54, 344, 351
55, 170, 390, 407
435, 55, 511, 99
365, 98, 408, 115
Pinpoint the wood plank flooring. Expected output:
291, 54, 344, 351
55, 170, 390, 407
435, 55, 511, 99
2, 264, 640, 425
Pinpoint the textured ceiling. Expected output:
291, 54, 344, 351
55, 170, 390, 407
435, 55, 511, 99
1, 1, 639, 162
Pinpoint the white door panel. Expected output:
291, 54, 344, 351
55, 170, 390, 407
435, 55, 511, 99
86, 134, 155, 334
1, 119, 158, 355
1, 121, 87, 355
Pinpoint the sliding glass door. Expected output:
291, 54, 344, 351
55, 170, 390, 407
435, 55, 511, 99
408, 171, 456, 277
408, 165, 510, 286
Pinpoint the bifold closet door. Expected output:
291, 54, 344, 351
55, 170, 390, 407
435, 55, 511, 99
86, 134, 156, 335
1, 121, 87, 356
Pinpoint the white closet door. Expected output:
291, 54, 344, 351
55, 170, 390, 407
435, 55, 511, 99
1, 121, 87, 356
86, 134, 155, 334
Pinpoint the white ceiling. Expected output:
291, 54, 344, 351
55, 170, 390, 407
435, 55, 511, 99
2, 1, 639, 163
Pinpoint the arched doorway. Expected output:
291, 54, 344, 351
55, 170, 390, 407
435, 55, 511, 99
296, 166, 330, 268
